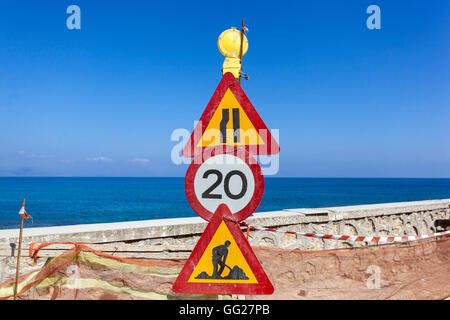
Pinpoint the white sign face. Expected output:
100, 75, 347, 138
193, 154, 255, 215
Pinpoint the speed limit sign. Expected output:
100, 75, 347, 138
185, 151, 264, 222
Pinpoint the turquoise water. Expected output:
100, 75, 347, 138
0, 178, 449, 229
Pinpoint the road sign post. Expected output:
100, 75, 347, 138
182, 72, 280, 159
173, 204, 274, 295
173, 23, 279, 296
185, 151, 264, 222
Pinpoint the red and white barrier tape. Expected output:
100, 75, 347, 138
240, 222, 450, 244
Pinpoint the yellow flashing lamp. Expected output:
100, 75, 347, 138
218, 27, 248, 78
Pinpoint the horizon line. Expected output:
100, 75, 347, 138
0, 176, 450, 179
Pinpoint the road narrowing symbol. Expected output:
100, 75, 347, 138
172, 204, 274, 295
198, 88, 264, 147
182, 72, 280, 158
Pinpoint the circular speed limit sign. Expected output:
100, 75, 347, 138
185, 151, 264, 222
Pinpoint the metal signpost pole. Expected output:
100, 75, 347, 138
239, 18, 245, 84
13, 199, 26, 300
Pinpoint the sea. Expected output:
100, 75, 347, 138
0, 177, 449, 229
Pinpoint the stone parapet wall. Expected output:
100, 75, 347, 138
250, 200, 450, 250
0, 199, 449, 283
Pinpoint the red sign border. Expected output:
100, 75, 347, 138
185, 150, 264, 222
172, 204, 274, 295
182, 72, 280, 158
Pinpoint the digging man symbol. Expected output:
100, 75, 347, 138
193, 239, 250, 280
212, 240, 231, 279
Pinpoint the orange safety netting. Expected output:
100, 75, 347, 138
1, 236, 449, 300
250, 236, 450, 300
0, 242, 225, 300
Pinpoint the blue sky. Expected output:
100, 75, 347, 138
0, 1, 449, 177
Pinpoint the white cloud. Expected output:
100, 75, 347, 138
129, 158, 150, 164
86, 156, 112, 162
18, 150, 51, 159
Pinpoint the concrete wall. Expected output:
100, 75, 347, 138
1, 199, 449, 283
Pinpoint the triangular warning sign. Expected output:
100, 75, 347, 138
172, 204, 274, 295
182, 72, 280, 158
